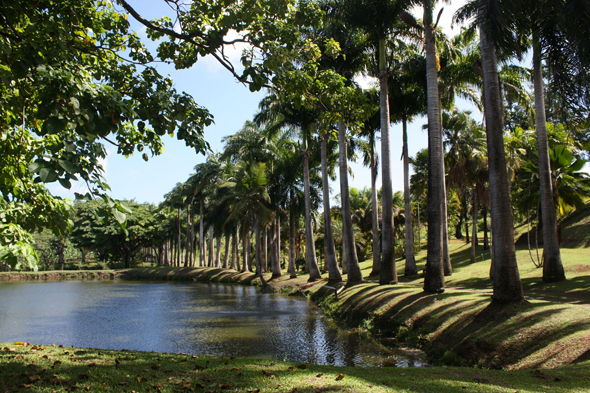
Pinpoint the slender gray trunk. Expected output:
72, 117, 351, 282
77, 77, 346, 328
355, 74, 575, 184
262, 225, 268, 273
338, 120, 363, 284
533, 34, 565, 282
403, 119, 417, 275
215, 234, 221, 268
370, 142, 381, 276
224, 233, 231, 269
185, 208, 190, 267
288, 190, 297, 278
424, 3, 445, 293
242, 226, 250, 272
302, 148, 322, 281
271, 216, 282, 278
232, 227, 239, 270
177, 209, 181, 267
479, 7, 524, 302
200, 203, 205, 267
470, 189, 478, 264
276, 214, 281, 272
442, 178, 452, 275
321, 133, 342, 282
208, 226, 214, 267
378, 37, 396, 285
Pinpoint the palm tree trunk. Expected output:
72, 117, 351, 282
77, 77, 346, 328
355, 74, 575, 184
338, 120, 363, 284
424, 2, 445, 293
242, 225, 250, 272
208, 226, 214, 267
321, 133, 342, 283
403, 118, 417, 276
262, 225, 268, 273
479, 7, 523, 302
271, 216, 282, 278
442, 177, 452, 276
177, 208, 181, 267
302, 148, 322, 281
533, 34, 565, 283
190, 211, 195, 266
470, 189, 478, 264
185, 207, 190, 267
439, 99, 452, 277
200, 202, 205, 267
378, 37, 397, 285
216, 233, 222, 267
224, 232, 231, 269
483, 206, 489, 250
370, 140, 381, 276
276, 214, 281, 271
255, 217, 263, 277
232, 226, 239, 270
288, 190, 297, 278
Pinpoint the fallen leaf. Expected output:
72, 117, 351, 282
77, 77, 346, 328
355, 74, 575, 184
288, 366, 294, 370
316, 373, 324, 377
262, 371, 272, 375
194, 364, 206, 370
247, 390, 260, 393
297, 364, 307, 369
59, 345, 64, 348
14, 341, 24, 346
336, 374, 345, 381
19, 384, 32, 389
119, 382, 129, 386
218, 384, 231, 389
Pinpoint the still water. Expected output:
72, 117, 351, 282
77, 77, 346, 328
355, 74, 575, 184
0, 280, 425, 367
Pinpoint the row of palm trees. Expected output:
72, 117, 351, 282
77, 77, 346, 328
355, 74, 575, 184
150, 0, 588, 304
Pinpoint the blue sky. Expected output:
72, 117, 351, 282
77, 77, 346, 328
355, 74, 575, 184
49, 0, 478, 205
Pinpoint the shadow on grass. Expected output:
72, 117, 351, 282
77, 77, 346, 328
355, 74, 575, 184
1, 345, 588, 393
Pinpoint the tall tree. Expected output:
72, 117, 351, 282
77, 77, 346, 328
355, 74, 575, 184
423, 0, 445, 293
476, 0, 524, 302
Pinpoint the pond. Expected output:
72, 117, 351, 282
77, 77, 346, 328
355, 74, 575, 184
0, 280, 426, 367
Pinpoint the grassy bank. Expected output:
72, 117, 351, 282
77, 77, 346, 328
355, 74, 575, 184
1, 342, 590, 393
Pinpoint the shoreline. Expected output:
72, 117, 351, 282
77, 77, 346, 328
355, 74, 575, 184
2, 266, 590, 372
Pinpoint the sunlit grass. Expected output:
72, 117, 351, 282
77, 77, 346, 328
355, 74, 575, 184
2, 343, 590, 393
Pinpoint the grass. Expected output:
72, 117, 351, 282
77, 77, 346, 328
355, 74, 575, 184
2, 342, 590, 393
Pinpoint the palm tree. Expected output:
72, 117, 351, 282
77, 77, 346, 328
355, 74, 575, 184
254, 95, 323, 281
220, 161, 274, 280
320, 128, 343, 282
422, 0, 445, 293
475, 0, 524, 302
388, 44, 427, 276
356, 92, 382, 277
339, 0, 419, 285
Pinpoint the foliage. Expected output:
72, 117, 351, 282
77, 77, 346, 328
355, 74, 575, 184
0, 0, 213, 268
71, 200, 166, 268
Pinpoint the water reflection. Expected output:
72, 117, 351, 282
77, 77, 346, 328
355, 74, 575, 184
0, 280, 426, 367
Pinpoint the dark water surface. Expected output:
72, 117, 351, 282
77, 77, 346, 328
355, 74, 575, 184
0, 280, 426, 367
